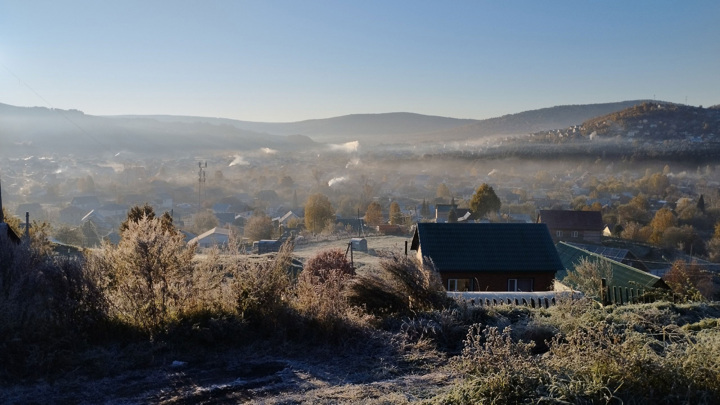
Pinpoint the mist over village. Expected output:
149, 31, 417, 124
3, 1, 720, 403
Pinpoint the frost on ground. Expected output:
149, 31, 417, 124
1, 346, 457, 404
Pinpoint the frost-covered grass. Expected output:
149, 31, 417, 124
2, 224, 720, 403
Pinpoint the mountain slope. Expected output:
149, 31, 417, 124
0, 104, 314, 157
429, 100, 653, 140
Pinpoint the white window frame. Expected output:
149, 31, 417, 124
508, 279, 518, 291
556, 230, 563, 237
572, 231, 579, 238
448, 279, 458, 291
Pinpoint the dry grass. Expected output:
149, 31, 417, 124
3, 226, 720, 403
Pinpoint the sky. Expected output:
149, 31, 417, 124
1, 1, 719, 122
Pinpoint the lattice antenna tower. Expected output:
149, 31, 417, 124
198, 161, 207, 211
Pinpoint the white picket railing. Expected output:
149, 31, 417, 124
447, 291, 582, 308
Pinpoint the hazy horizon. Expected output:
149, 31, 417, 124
2, 1, 719, 122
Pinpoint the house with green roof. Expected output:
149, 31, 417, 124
410, 223, 563, 292
555, 242, 669, 304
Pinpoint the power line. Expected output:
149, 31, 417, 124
1, 63, 106, 149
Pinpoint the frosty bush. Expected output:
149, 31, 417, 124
87, 215, 195, 338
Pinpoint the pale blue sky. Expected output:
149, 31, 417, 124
1, 1, 718, 122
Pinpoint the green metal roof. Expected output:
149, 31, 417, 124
555, 242, 668, 290
412, 223, 563, 273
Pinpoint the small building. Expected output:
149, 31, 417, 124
555, 242, 668, 304
350, 238, 368, 252
71, 195, 101, 211
434, 203, 470, 223
564, 242, 650, 272
189, 227, 231, 249
537, 210, 604, 244
411, 223, 563, 292
15, 202, 44, 219
255, 239, 283, 254
59, 205, 89, 226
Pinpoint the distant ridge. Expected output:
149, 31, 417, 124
429, 100, 653, 140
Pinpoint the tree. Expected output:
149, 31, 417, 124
420, 199, 431, 219
278, 175, 294, 188
53, 225, 84, 246
389, 201, 402, 225
469, 184, 501, 220
120, 203, 174, 234
664, 261, 716, 301
447, 207, 458, 223
304, 193, 335, 234
436, 183, 451, 200
244, 214, 274, 241
697, 194, 706, 213
191, 210, 219, 234
364, 201, 384, 226
649, 207, 676, 245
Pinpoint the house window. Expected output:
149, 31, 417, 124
556, 230, 563, 237
508, 278, 534, 292
572, 231, 579, 238
448, 279, 471, 291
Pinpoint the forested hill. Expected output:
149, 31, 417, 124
429, 100, 652, 141
580, 102, 720, 140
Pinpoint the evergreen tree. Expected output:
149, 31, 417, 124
469, 184, 501, 220
697, 194, 706, 213
447, 207, 458, 223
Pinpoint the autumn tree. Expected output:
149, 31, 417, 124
364, 201, 384, 226
649, 207, 676, 245
389, 201, 402, 225
664, 261, 716, 301
244, 214, 274, 241
469, 183, 501, 220
304, 193, 335, 234
436, 183, 451, 201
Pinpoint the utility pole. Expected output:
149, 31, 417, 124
198, 161, 207, 212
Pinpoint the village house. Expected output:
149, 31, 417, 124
537, 209, 604, 244
411, 223, 563, 292
189, 227, 231, 249
70, 195, 101, 211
